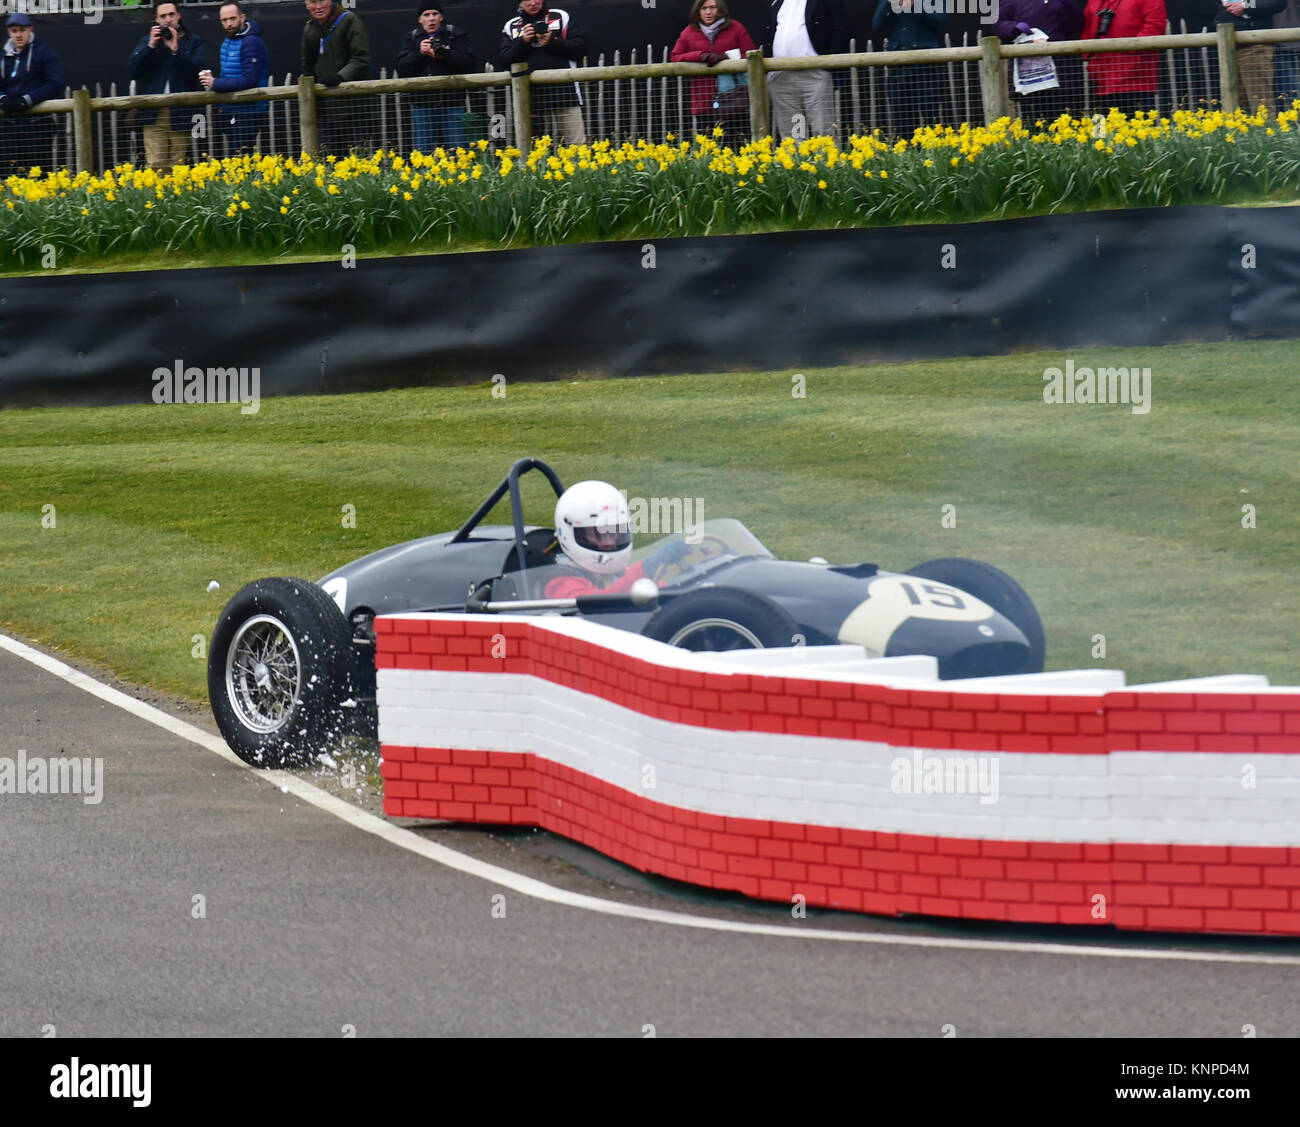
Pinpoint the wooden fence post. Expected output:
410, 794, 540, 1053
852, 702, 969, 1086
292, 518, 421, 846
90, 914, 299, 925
1216, 21, 1240, 113
297, 74, 318, 155
979, 35, 1008, 124
747, 49, 769, 141
73, 88, 93, 173
511, 61, 532, 151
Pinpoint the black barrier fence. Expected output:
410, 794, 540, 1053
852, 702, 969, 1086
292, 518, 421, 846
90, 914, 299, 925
1, 204, 1296, 408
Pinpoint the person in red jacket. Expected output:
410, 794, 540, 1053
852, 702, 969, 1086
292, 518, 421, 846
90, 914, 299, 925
1083, 0, 1167, 116
544, 480, 690, 599
670, 0, 757, 146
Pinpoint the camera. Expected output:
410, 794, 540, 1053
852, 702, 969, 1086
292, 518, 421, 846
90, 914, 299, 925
518, 6, 551, 39
1096, 8, 1117, 35
427, 32, 449, 56
154, 24, 176, 44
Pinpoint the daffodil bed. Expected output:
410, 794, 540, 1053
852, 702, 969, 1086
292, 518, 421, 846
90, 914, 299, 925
3, 106, 1299, 273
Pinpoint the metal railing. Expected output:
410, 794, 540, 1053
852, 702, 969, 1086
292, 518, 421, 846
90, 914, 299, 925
14, 25, 1300, 175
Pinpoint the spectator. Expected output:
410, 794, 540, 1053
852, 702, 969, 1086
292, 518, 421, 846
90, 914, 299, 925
500, 1, 587, 144
1083, 0, 1165, 116
1165, 0, 1218, 109
670, 0, 757, 147
199, 2, 270, 157
128, 1, 206, 172
1218, 0, 1286, 118
871, 0, 946, 138
301, 0, 371, 156
1276, 0, 1300, 113
396, 5, 475, 153
763, 0, 850, 141
990, 0, 1085, 124
0, 14, 64, 175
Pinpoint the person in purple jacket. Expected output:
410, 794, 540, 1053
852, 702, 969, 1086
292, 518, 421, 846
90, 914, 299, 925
199, 3, 271, 156
989, 0, 1086, 123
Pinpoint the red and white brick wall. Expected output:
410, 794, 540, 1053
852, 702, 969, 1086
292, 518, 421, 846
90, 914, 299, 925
375, 613, 1300, 935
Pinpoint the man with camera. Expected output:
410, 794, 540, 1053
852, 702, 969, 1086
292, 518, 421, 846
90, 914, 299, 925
198, 2, 270, 157
1, 14, 64, 177
396, 5, 475, 153
128, 1, 207, 172
500, 0, 587, 145
301, 0, 372, 156
1082, 0, 1165, 116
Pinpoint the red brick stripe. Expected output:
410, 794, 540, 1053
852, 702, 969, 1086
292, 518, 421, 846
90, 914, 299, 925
382, 743, 1300, 936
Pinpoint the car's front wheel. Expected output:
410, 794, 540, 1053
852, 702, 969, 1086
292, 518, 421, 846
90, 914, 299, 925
208, 577, 354, 767
641, 586, 801, 652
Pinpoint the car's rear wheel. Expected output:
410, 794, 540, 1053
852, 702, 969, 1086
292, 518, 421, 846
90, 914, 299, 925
906, 558, 1046, 673
641, 587, 801, 652
208, 577, 354, 767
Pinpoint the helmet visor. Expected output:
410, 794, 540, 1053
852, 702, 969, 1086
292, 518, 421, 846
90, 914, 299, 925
573, 522, 631, 555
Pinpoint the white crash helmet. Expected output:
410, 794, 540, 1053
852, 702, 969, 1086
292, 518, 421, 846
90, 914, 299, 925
554, 480, 632, 576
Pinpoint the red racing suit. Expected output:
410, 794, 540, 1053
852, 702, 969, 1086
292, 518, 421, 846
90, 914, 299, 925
544, 560, 651, 599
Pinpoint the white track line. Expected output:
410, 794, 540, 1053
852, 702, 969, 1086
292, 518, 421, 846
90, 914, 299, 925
5, 629, 1300, 966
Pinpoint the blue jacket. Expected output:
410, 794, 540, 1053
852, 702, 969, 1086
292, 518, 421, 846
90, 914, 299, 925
128, 24, 207, 127
1, 35, 65, 107
872, 1, 946, 50
764, 0, 851, 58
213, 18, 270, 115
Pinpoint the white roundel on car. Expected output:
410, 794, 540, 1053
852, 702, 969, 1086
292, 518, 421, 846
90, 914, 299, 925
836, 576, 995, 656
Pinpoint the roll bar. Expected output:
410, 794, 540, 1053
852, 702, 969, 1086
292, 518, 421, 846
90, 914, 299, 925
449, 457, 567, 575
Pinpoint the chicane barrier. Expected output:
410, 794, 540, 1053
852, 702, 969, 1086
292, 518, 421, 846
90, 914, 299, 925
373, 613, 1300, 936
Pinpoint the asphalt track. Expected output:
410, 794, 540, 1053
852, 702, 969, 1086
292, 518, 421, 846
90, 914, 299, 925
3, 637, 1300, 1038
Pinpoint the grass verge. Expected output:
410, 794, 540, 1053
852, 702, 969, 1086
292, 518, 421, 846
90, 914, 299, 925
1, 338, 1295, 703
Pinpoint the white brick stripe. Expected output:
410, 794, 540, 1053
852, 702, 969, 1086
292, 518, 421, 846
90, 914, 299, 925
379, 668, 1300, 847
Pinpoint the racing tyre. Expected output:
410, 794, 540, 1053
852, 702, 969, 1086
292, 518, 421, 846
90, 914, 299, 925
642, 586, 801, 652
906, 558, 1046, 674
208, 577, 355, 767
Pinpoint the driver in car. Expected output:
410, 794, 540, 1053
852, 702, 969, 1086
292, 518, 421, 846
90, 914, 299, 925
545, 480, 691, 598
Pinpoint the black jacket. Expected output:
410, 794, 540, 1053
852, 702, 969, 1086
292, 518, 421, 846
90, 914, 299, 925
1215, 0, 1285, 31
396, 23, 475, 107
499, 8, 585, 108
128, 24, 207, 127
764, 0, 851, 58
1, 35, 64, 107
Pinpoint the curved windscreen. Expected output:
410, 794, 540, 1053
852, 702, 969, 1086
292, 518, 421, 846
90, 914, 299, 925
629, 517, 773, 568
493, 517, 773, 601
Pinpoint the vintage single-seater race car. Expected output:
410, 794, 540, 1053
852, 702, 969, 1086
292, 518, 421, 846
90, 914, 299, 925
209, 458, 1046, 766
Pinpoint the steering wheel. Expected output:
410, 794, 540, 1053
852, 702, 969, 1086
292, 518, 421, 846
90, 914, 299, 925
686, 534, 730, 564
651, 534, 731, 583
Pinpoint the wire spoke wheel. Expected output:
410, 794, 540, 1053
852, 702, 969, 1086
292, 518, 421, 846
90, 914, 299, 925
643, 586, 800, 652
666, 617, 764, 651
208, 577, 355, 767
226, 614, 303, 734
